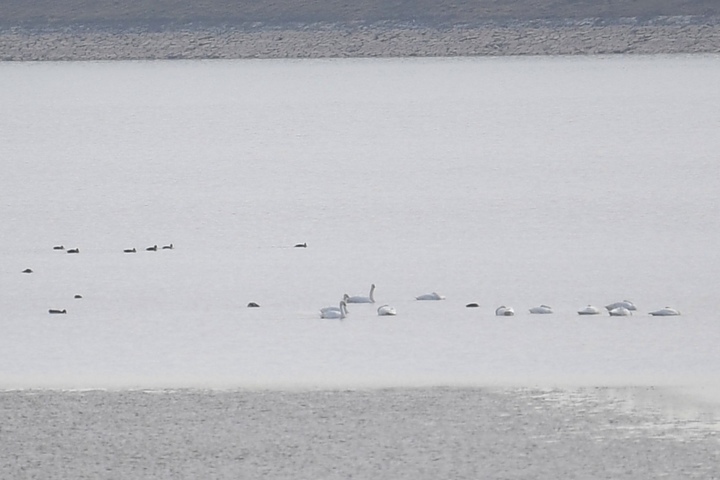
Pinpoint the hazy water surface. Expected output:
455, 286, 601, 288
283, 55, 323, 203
1, 55, 720, 477
2, 55, 719, 389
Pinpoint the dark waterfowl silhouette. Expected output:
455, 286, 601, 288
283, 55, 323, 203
48, 309, 67, 314
66, 248, 79, 254
74, 294, 82, 299
247, 302, 260, 308
53, 245, 64, 250
22, 268, 33, 274
466, 303, 479, 308
294, 243, 307, 248
124, 248, 136, 253
146, 245, 158, 251
162, 243, 174, 250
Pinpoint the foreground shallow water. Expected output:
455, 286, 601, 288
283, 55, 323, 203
2, 387, 719, 479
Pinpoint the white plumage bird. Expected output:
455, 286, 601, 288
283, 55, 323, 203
346, 284, 375, 304
649, 307, 680, 316
529, 305, 553, 314
377, 305, 397, 316
320, 301, 347, 319
609, 306, 631, 316
578, 305, 601, 315
416, 292, 445, 301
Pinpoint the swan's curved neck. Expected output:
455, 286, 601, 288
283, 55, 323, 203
369, 284, 375, 302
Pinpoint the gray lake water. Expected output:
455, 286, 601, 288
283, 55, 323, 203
1, 55, 720, 477
2, 388, 719, 479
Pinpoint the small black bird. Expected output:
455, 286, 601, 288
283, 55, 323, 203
66, 248, 79, 254
294, 242, 307, 248
22, 268, 33, 274
146, 245, 158, 251
49, 309, 67, 314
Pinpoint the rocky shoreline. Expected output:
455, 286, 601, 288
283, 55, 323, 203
2, 17, 720, 61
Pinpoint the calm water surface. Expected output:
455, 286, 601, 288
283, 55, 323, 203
1, 55, 719, 477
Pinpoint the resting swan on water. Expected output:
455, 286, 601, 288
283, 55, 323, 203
495, 306, 515, 316
578, 305, 601, 315
605, 300, 636, 311
377, 305, 397, 316
320, 301, 347, 319
529, 305, 553, 314
649, 307, 680, 316
346, 284, 375, 304
416, 292, 445, 301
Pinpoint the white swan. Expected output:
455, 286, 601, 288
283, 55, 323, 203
346, 284, 375, 304
649, 307, 681, 316
320, 301, 347, 319
529, 305, 553, 314
416, 292, 445, 301
377, 305, 397, 316
605, 300, 636, 311
495, 306, 515, 316
320, 299, 349, 314
578, 305, 601, 315
609, 306, 631, 316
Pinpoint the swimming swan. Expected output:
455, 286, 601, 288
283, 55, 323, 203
529, 305, 553, 314
605, 300, 636, 311
495, 306, 515, 316
609, 306, 631, 316
578, 305, 601, 315
377, 305, 397, 316
416, 292, 445, 301
346, 284, 375, 304
649, 307, 680, 316
320, 301, 347, 319
320, 300, 350, 315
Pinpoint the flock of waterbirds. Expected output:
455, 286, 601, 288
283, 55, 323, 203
22, 243, 175, 314
23, 242, 305, 315
318, 284, 681, 319
46, 244, 175, 254
22, 244, 680, 318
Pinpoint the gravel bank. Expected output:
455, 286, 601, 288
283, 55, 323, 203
2, 17, 720, 61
